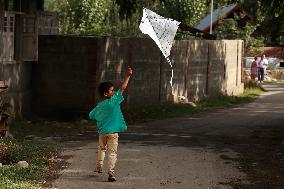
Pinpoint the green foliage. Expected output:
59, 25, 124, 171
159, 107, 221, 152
79, 0, 112, 35
161, 0, 207, 26
44, 0, 209, 36
246, 0, 284, 45
44, 0, 283, 46
45, 0, 113, 35
215, 11, 264, 50
45, 0, 70, 34
0, 176, 36, 189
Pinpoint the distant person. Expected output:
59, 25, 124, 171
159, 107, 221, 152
261, 54, 269, 74
89, 66, 133, 182
251, 57, 258, 80
258, 55, 268, 82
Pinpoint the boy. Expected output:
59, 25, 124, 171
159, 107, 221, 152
89, 66, 133, 182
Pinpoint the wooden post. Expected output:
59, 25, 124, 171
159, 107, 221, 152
184, 41, 189, 98
206, 43, 210, 95
236, 41, 239, 86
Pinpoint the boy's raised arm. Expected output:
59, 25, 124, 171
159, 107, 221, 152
120, 66, 133, 94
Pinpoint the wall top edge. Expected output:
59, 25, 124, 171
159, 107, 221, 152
39, 35, 243, 42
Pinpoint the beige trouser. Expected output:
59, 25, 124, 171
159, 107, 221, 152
97, 133, 118, 175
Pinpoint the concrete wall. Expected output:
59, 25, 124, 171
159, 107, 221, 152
32, 36, 100, 118
0, 36, 244, 118
31, 36, 244, 118
0, 61, 32, 118
224, 40, 244, 95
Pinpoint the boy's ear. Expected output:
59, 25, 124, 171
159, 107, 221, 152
103, 92, 108, 97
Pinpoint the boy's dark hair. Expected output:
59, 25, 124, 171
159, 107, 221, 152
98, 82, 114, 97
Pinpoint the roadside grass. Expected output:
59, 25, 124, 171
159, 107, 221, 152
0, 138, 57, 189
0, 82, 263, 188
0, 120, 98, 188
125, 83, 264, 124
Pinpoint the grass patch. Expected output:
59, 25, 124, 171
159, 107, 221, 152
2, 120, 96, 188
0, 138, 58, 189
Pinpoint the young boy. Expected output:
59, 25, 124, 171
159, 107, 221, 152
89, 66, 133, 182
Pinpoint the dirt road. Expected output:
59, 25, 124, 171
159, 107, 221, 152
52, 83, 284, 189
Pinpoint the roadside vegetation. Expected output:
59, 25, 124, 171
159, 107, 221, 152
125, 81, 264, 124
0, 81, 263, 188
0, 139, 57, 189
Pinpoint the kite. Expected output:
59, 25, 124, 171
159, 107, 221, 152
139, 8, 180, 88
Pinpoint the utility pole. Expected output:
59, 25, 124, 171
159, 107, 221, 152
210, 0, 213, 34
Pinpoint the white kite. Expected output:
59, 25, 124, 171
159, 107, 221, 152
139, 8, 180, 88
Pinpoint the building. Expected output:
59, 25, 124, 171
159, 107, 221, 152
0, 0, 58, 63
195, 3, 253, 33
0, 0, 58, 117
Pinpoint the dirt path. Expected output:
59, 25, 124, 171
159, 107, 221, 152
52, 83, 284, 189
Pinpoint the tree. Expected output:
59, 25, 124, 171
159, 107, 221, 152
260, 0, 284, 45
45, 0, 211, 37
245, 0, 284, 45
161, 0, 207, 26
44, 0, 283, 46
45, 0, 112, 35
45, 0, 70, 33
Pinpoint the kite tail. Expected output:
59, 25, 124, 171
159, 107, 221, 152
166, 57, 187, 101
166, 57, 174, 89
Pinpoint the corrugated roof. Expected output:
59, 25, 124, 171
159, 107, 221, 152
195, 3, 239, 32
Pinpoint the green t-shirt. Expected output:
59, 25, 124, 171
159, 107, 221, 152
89, 90, 127, 135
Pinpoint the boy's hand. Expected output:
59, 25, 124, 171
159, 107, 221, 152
126, 66, 133, 77
120, 66, 133, 93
